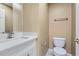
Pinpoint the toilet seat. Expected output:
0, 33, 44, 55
54, 47, 67, 56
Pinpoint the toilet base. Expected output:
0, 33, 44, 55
46, 48, 72, 56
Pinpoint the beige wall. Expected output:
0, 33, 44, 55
0, 4, 13, 32
49, 4, 72, 53
38, 4, 49, 55
23, 3, 38, 32
23, 3, 49, 56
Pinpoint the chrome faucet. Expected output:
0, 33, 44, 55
7, 32, 14, 39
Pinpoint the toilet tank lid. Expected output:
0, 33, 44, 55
53, 37, 66, 40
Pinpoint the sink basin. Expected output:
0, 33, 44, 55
21, 36, 30, 39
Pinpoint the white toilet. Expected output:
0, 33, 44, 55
53, 37, 67, 56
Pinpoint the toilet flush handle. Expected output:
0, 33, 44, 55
74, 38, 79, 44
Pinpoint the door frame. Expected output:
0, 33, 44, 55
71, 3, 76, 56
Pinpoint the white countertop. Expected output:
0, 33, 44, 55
0, 36, 37, 51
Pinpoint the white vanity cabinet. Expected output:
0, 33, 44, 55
15, 38, 37, 56
0, 37, 37, 56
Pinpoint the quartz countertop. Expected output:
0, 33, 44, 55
0, 35, 37, 51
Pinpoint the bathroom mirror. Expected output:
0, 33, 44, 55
0, 3, 23, 33
0, 3, 13, 33
0, 8, 5, 32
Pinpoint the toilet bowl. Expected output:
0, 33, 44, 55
52, 37, 67, 56
54, 47, 67, 56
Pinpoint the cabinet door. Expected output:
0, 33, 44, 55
27, 42, 36, 56
14, 51, 26, 56
18, 52, 26, 56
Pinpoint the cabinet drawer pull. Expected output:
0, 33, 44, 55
27, 54, 29, 56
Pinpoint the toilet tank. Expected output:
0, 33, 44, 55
53, 37, 66, 47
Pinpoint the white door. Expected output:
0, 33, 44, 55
76, 3, 79, 56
